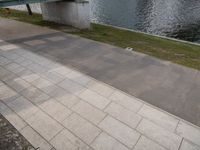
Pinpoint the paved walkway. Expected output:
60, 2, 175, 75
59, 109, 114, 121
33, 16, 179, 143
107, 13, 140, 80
1, 18, 200, 127
0, 18, 200, 150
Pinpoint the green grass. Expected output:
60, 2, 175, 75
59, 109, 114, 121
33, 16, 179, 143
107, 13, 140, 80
0, 8, 200, 70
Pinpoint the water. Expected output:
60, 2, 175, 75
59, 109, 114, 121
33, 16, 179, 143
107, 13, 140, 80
91, 0, 200, 43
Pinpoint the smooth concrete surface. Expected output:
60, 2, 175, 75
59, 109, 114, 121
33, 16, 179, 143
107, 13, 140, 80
41, 1, 90, 29
0, 18, 200, 128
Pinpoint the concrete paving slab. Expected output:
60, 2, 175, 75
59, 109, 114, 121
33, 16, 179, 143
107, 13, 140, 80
50, 129, 91, 150
134, 136, 167, 150
62, 113, 101, 144
20, 126, 52, 150
138, 104, 179, 132
176, 121, 200, 146
79, 89, 111, 110
26, 110, 63, 141
104, 102, 142, 129
99, 116, 140, 149
7, 96, 39, 120
72, 100, 106, 125
137, 119, 182, 150
91, 132, 129, 150
179, 140, 200, 150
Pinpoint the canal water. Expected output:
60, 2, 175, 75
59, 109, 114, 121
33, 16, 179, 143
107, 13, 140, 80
90, 0, 200, 44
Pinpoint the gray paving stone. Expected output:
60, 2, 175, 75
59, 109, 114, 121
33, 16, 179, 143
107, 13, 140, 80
26, 110, 63, 141
21, 51, 36, 59
134, 136, 167, 150
1, 72, 18, 82
65, 70, 91, 86
109, 91, 143, 112
72, 101, 106, 125
20, 126, 52, 150
49, 66, 72, 76
0, 101, 27, 130
0, 66, 11, 79
91, 132, 129, 150
12, 66, 26, 75
7, 96, 39, 120
19, 59, 33, 67
39, 98, 72, 123
0, 85, 19, 104
138, 104, 179, 131
21, 86, 50, 105
20, 70, 40, 83
39, 84, 62, 96
28, 63, 48, 73
24, 40, 46, 46
3, 52, 20, 61
176, 121, 200, 146
62, 113, 101, 144
13, 56, 27, 64
86, 80, 115, 98
58, 78, 86, 95
179, 139, 200, 150
6, 78, 31, 92
42, 61, 61, 70
14, 49, 29, 57
5, 62, 25, 74
104, 102, 142, 129
34, 58, 52, 67
41, 71, 65, 84
0, 44, 19, 51
54, 90, 81, 108
137, 119, 182, 150
31, 77, 53, 90
79, 89, 111, 110
50, 129, 92, 150
0, 56, 11, 66
38, 84, 70, 100
98, 116, 140, 148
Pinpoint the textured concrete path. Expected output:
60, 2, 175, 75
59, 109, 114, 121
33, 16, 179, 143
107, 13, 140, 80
0, 18, 200, 150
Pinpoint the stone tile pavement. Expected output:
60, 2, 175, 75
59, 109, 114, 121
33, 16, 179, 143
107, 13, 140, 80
0, 39, 200, 150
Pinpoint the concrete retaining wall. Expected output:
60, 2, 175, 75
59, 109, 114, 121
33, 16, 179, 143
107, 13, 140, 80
41, 1, 90, 29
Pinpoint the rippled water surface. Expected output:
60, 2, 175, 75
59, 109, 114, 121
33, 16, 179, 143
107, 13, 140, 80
91, 0, 200, 43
